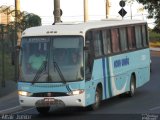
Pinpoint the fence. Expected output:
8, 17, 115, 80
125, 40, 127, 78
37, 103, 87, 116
0, 24, 17, 87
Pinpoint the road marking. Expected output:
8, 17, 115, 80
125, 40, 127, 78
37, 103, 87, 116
0, 106, 22, 114
150, 106, 160, 111
13, 107, 35, 114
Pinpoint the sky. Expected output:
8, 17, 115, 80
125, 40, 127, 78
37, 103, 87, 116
0, 0, 155, 28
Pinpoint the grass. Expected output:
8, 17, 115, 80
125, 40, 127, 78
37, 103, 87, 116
149, 31, 160, 47
149, 31, 160, 41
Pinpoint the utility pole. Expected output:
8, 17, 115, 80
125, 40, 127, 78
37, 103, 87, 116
54, 0, 61, 24
127, 0, 134, 20
15, 0, 20, 24
15, 0, 21, 46
84, 0, 89, 22
15, 0, 21, 81
106, 0, 111, 18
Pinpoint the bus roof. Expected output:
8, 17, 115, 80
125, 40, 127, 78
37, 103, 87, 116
22, 19, 147, 37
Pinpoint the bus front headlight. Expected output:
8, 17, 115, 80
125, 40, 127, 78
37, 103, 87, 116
18, 91, 32, 97
68, 90, 84, 96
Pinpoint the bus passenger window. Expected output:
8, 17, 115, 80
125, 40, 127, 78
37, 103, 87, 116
93, 31, 103, 57
111, 28, 120, 53
102, 30, 111, 54
142, 25, 148, 47
135, 26, 142, 48
127, 27, 136, 49
119, 27, 128, 51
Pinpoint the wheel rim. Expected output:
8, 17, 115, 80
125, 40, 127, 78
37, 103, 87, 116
94, 90, 100, 109
95, 92, 99, 106
131, 81, 135, 95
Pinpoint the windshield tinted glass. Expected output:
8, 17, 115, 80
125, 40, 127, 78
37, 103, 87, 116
19, 36, 84, 83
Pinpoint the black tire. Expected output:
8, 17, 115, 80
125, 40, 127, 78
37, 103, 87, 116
87, 87, 102, 110
36, 107, 50, 114
150, 63, 152, 73
128, 75, 136, 97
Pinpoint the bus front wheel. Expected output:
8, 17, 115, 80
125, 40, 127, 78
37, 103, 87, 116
36, 107, 50, 114
87, 87, 102, 110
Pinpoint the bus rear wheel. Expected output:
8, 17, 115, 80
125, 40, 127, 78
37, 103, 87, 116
36, 107, 50, 114
128, 75, 136, 97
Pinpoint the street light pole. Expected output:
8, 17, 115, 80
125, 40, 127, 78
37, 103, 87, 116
15, 0, 21, 46
15, 0, 21, 81
126, 0, 133, 20
84, 0, 89, 22
54, 0, 61, 24
106, 0, 110, 18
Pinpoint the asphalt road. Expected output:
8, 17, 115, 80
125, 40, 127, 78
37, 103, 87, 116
1, 56, 160, 120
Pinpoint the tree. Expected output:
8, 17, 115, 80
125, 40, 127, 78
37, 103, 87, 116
20, 13, 41, 30
135, 0, 160, 32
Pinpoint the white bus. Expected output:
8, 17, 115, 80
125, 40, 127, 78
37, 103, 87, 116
18, 20, 150, 114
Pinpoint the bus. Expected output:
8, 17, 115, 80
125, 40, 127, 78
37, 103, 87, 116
18, 20, 150, 114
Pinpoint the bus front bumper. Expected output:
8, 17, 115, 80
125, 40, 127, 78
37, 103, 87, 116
19, 92, 85, 107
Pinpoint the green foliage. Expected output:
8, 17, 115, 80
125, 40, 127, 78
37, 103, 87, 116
27, 14, 41, 27
0, 50, 15, 82
149, 31, 160, 41
136, 0, 160, 32
20, 13, 41, 30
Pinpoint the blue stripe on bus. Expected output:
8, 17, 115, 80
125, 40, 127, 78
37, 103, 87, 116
106, 58, 112, 97
102, 58, 107, 99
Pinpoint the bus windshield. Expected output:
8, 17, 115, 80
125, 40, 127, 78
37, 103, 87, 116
19, 36, 84, 83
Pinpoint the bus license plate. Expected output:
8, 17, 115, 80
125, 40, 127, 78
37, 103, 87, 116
44, 98, 55, 104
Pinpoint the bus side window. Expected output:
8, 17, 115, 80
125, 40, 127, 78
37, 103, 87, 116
93, 30, 103, 57
127, 26, 136, 49
102, 29, 112, 54
111, 28, 120, 53
85, 31, 93, 80
142, 25, 148, 47
135, 25, 143, 48
119, 27, 128, 51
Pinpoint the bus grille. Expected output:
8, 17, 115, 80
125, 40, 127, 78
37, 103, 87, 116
32, 92, 69, 97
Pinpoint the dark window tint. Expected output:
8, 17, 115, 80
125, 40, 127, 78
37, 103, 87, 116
142, 25, 148, 47
135, 26, 142, 48
102, 29, 111, 54
93, 31, 103, 57
111, 28, 120, 53
119, 27, 128, 51
127, 26, 136, 49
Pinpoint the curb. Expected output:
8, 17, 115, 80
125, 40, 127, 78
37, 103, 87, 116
150, 48, 160, 51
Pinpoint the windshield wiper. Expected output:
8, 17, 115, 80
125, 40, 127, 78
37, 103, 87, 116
31, 61, 47, 85
53, 61, 66, 84
53, 61, 71, 92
